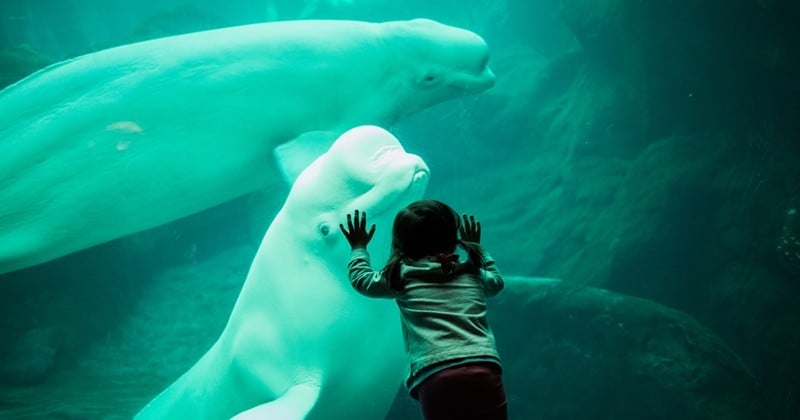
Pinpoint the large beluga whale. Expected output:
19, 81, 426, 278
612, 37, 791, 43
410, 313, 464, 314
135, 125, 428, 419
0, 18, 493, 275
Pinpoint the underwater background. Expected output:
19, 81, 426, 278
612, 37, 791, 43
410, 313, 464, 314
1, 0, 798, 419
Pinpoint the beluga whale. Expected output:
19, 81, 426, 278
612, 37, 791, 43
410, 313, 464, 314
0, 18, 494, 275
135, 125, 429, 419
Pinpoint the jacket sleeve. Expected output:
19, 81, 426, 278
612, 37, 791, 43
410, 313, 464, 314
347, 248, 394, 298
478, 250, 504, 297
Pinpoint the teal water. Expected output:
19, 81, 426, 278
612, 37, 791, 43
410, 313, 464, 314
1, 1, 799, 419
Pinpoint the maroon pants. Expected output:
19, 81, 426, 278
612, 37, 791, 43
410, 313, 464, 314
417, 363, 508, 420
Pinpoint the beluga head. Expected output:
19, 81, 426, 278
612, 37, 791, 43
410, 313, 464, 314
280, 125, 430, 265
364, 18, 496, 120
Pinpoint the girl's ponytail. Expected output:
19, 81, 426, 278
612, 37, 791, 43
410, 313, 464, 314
384, 253, 405, 291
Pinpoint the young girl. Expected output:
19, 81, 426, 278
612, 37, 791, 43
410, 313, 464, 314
339, 199, 507, 420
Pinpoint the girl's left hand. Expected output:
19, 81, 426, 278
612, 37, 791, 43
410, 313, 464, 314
340, 209, 376, 250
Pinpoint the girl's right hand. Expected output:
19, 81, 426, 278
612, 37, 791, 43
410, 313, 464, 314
459, 214, 481, 243
340, 209, 376, 250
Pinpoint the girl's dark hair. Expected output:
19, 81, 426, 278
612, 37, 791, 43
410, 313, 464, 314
382, 199, 484, 290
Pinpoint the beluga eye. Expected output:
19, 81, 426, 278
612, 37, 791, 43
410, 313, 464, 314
318, 222, 339, 245
420, 71, 439, 86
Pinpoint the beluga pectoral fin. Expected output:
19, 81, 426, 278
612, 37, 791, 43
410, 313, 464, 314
0, 18, 493, 276
230, 384, 321, 420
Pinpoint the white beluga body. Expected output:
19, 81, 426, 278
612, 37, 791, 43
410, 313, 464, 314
0, 18, 493, 275
136, 125, 429, 419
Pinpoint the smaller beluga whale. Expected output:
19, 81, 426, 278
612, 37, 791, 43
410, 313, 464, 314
135, 125, 429, 419
0, 18, 494, 275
